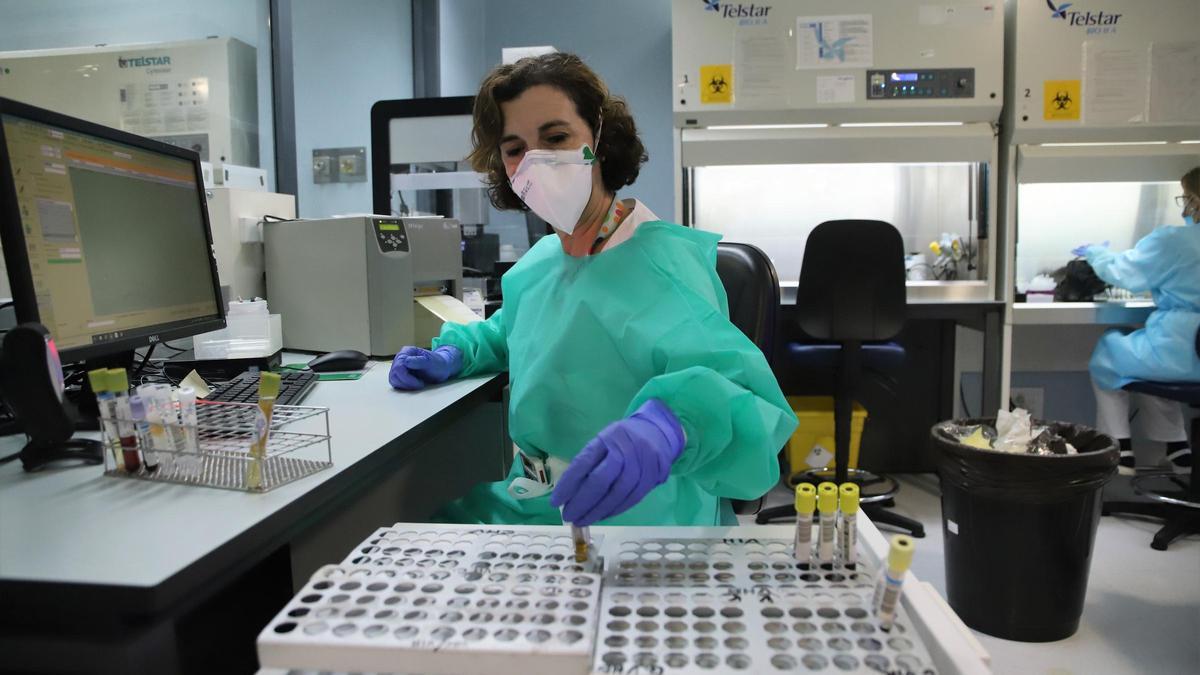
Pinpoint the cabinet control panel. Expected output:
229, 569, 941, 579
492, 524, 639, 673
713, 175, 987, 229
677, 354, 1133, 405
867, 68, 976, 99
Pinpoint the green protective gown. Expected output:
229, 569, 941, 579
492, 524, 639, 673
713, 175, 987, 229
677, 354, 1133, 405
432, 220, 798, 526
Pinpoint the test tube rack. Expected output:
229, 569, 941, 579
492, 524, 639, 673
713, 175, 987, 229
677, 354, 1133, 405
596, 538, 936, 674
258, 525, 943, 675
259, 528, 604, 675
101, 401, 331, 492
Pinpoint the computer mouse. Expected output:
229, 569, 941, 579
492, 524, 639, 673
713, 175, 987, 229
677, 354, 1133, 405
308, 349, 369, 372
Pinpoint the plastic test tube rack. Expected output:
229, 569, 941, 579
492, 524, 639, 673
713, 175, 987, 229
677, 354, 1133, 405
597, 538, 936, 674
258, 524, 977, 675
259, 528, 604, 675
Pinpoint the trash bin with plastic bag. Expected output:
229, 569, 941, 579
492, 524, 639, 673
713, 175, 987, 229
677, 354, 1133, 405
931, 417, 1118, 642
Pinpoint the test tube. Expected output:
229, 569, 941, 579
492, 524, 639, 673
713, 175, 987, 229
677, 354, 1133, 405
874, 534, 916, 631
793, 483, 817, 566
137, 384, 172, 471
838, 483, 860, 568
571, 525, 591, 563
129, 395, 158, 473
88, 368, 123, 471
107, 369, 141, 473
816, 482, 838, 564
177, 387, 199, 453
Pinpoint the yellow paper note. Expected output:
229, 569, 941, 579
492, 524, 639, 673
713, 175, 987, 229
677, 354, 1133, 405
415, 294, 482, 325
700, 64, 734, 104
181, 369, 212, 399
1044, 79, 1081, 121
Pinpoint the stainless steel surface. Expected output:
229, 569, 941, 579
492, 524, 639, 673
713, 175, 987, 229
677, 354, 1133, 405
781, 281, 993, 305
1011, 301, 1155, 326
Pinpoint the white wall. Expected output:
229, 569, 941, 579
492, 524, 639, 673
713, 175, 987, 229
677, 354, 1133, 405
291, 0, 413, 218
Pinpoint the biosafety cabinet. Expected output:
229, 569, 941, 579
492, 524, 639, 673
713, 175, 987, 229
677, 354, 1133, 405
0, 38, 259, 166
1003, 0, 1200, 324
672, 0, 1005, 303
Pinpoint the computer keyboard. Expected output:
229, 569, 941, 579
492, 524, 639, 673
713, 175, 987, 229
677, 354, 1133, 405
204, 369, 317, 406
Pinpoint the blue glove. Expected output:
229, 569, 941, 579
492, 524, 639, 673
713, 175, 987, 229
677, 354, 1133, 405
550, 399, 686, 526
1071, 241, 1109, 257
388, 345, 463, 390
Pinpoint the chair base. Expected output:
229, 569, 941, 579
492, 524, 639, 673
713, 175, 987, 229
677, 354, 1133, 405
1103, 500, 1200, 551
862, 504, 926, 538
788, 468, 899, 505
755, 496, 926, 538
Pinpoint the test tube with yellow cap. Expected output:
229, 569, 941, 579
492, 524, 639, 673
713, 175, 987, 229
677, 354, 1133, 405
793, 483, 817, 565
88, 368, 123, 470
816, 482, 838, 564
873, 534, 915, 631
838, 483, 860, 568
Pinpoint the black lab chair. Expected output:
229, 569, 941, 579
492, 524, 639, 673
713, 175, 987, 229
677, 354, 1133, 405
1102, 327, 1200, 550
716, 242, 780, 365
756, 220, 924, 537
716, 242, 783, 516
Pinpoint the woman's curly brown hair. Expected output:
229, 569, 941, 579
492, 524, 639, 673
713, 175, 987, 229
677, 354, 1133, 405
1183, 166, 1200, 199
467, 52, 649, 211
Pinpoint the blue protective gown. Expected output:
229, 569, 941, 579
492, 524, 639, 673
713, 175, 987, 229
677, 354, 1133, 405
1085, 224, 1200, 390
430, 220, 797, 526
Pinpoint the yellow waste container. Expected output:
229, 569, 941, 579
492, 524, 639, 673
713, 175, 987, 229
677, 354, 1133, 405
785, 396, 868, 480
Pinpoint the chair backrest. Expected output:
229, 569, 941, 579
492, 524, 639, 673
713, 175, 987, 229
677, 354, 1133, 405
716, 242, 780, 363
796, 220, 906, 341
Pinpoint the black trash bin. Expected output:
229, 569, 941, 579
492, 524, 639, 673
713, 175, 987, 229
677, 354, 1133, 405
932, 419, 1118, 642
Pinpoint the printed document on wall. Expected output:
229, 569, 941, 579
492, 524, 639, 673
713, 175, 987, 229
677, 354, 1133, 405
1082, 43, 1148, 125
816, 75, 856, 104
796, 15, 872, 70
1148, 41, 1200, 124
735, 28, 788, 108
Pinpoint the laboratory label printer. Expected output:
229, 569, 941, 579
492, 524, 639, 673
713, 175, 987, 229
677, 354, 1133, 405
264, 216, 468, 357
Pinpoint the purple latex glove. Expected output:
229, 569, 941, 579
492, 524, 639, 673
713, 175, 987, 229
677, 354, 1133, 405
550, 399, 686, 526
388, 345, 463, 390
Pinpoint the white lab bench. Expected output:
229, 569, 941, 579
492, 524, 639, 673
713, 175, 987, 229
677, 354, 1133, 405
1011, 301, 1155, 326
0, 360, 509, 674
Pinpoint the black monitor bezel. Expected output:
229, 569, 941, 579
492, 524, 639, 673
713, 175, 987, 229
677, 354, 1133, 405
0, 96, 226, 363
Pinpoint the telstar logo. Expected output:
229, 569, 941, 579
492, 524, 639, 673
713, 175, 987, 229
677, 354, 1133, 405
1046, 0, 1072, 19
118, 55, 171, 68
1045, 0, 1122, 29
700, 0, 770, 20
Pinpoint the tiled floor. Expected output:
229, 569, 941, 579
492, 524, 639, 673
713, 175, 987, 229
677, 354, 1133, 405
748, 474, 1200, 674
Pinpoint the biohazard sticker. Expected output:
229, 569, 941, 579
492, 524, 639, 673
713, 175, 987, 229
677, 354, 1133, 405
1044, 79, 1081, 121
700, 64, 733, 104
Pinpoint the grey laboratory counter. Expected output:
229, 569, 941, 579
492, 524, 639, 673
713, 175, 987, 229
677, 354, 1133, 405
0, 360, 509, 674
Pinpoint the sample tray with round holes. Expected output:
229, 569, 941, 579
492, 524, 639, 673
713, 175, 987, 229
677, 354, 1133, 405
258, 563, 602, 675
340, 526, 603, 575
259, 526, 963, 675
592, 586, 937, 674
606, 537, 877, 588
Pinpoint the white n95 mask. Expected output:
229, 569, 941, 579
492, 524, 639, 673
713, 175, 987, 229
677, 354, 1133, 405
509, 145, 597, 234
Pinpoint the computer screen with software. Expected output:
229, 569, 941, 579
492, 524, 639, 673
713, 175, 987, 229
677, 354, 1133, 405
0, 97, 224, 363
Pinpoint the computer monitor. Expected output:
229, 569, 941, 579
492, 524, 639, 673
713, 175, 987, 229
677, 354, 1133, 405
0, 97, 225, 365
